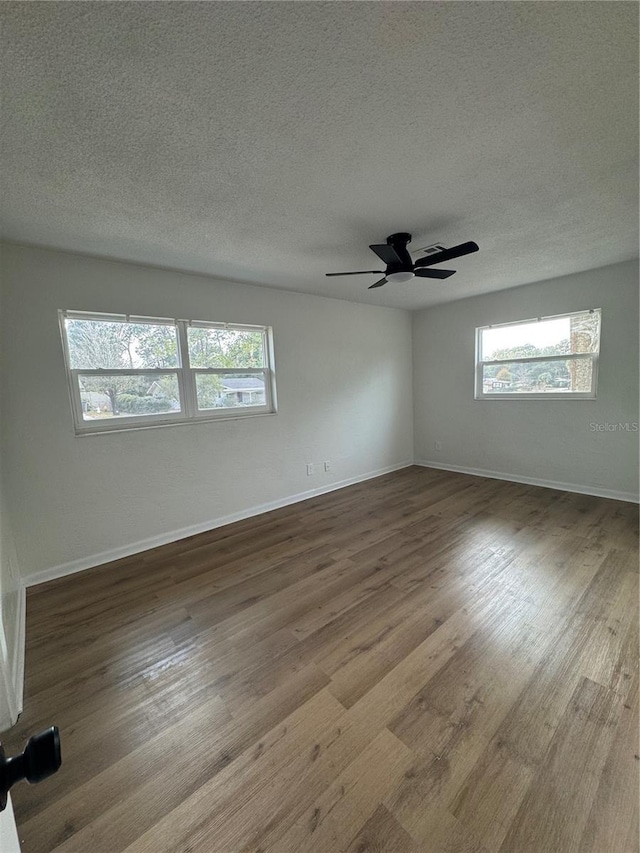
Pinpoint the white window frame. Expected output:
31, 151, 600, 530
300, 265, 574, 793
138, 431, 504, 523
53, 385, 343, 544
475, 309, 601, 400
59, 311, 277, 434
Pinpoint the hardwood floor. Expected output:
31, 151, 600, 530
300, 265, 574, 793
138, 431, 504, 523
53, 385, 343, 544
4, 466, 638, 853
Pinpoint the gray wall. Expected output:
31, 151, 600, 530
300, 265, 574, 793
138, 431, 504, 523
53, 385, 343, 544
413, 260, 639, 500
1, 244, 413, 579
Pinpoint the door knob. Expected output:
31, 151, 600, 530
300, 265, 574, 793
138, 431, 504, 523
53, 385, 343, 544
0, 726, 62, 811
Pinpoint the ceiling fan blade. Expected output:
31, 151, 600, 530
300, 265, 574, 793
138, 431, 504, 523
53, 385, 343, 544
368, 277, 388, 289
369, 243, 402, 265
325, 270, 384, 277
414, 241, 479, 267
414, 268, 456, 279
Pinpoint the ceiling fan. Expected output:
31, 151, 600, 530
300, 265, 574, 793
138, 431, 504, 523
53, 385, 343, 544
326, 232, 479, 289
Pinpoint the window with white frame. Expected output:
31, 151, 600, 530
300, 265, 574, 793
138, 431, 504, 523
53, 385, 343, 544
60, 311, 276, 433
475, 309, 601, 399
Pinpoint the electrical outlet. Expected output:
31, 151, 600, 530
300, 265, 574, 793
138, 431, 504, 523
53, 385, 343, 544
434, 440, 442, 452
324, 461, 331, 472
306, 463, 315, 476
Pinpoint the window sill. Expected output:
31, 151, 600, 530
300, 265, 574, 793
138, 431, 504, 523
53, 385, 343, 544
74, 409, 278, 436
474, 393, 597, 401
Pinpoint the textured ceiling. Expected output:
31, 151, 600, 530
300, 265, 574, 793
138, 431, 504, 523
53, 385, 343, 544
1, 2, 638, 310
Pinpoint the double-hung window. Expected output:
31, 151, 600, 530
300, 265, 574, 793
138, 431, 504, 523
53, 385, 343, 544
60, 311, 276, 433
475, 309, 601, 399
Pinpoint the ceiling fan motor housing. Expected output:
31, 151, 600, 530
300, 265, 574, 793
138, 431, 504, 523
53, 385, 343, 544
386, 233, 413, 271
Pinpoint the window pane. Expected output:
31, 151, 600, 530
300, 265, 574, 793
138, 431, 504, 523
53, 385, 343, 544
482, 358, 593, 394
77, 373, 181, 420
65, 319, 179, 369
481, 311, 600, 361
187, 327, 265, 368
195, 373, 266, 410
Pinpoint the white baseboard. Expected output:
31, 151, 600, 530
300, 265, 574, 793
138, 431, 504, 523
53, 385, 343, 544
24, 457, 637, 589
415, 460, 639, 504
25, 461, 414, 588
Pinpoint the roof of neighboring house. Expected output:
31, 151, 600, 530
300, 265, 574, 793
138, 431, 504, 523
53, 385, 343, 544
222, 377, 265, 391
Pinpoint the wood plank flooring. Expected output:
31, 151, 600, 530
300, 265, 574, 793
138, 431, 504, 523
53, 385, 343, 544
4, 466, 638, 853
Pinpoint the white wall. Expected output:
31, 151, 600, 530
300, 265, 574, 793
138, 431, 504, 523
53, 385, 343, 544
0, 244, 413, 581
0, 263, 25, 733
413, 260, 639, 501
0, 796, 21, 853
0, 275, 23, 852
2, 244, 636, 585
0, 485, 24, 731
